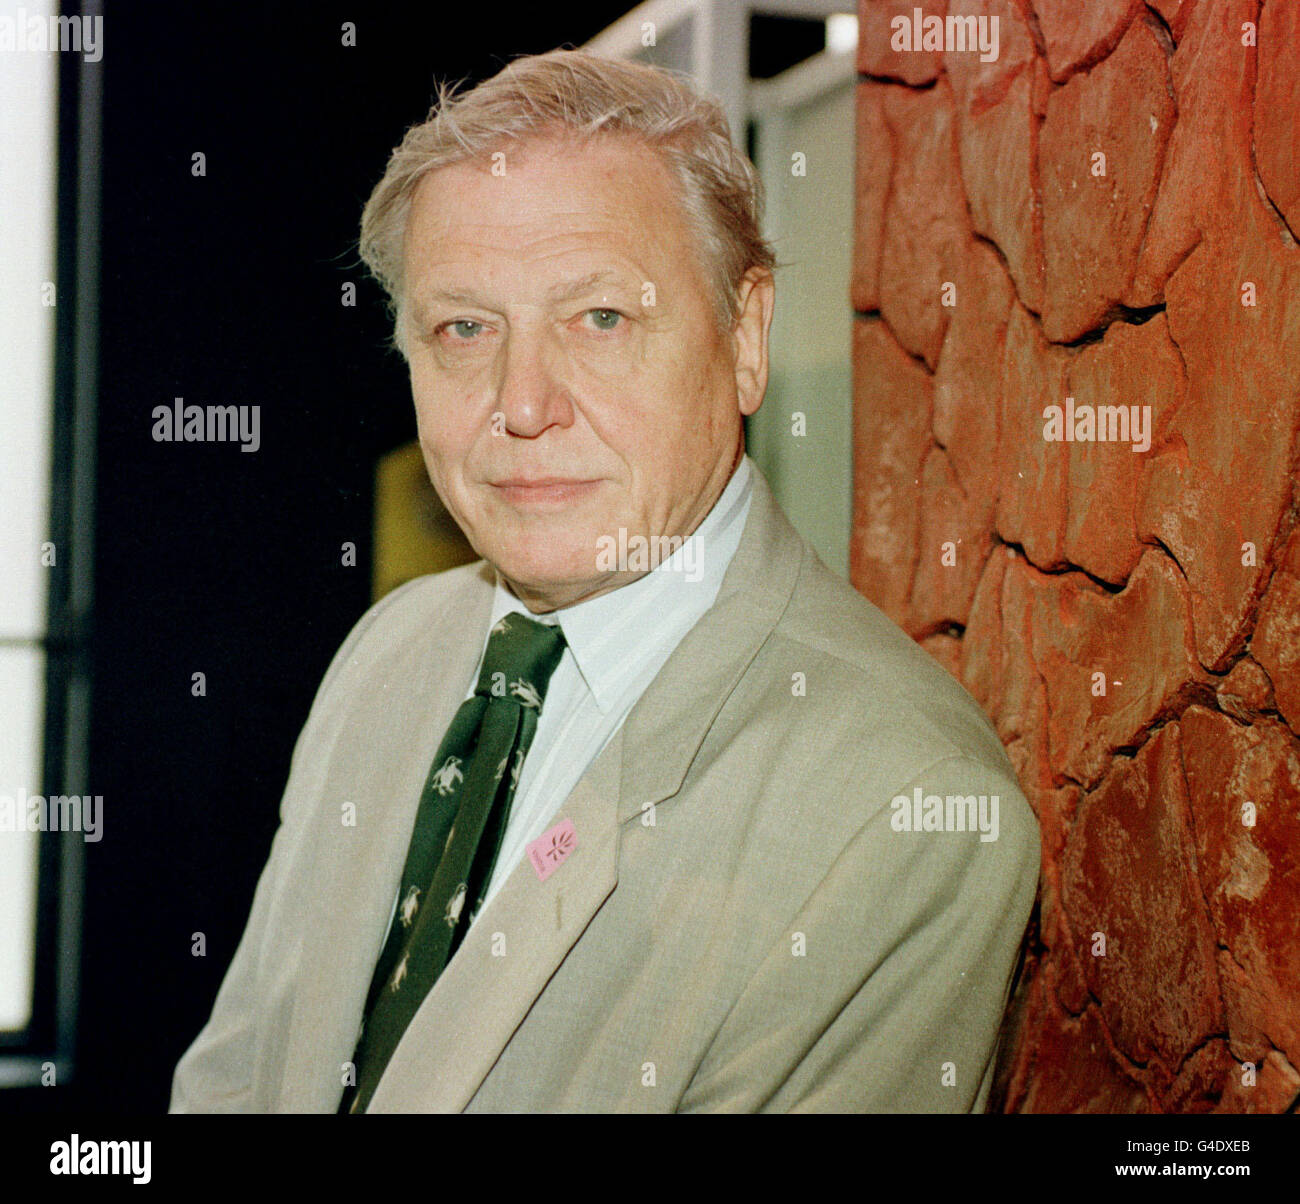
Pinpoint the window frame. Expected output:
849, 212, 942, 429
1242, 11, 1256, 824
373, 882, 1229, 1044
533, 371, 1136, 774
0, 0, 101, 1089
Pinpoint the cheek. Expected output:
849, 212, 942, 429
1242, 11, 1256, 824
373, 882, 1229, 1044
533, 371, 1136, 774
412, 379, 483, 466
586, 336, 701, 431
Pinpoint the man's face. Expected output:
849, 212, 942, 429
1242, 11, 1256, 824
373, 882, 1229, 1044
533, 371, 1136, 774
401, 131, 772, 612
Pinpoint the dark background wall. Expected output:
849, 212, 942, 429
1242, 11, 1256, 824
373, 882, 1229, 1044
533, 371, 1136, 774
6, 0, 830, 1115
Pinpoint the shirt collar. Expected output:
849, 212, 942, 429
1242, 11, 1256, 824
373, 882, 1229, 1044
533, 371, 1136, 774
486, 455, 754, 712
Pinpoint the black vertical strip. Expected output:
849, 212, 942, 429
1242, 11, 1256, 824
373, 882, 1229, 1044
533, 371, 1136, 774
58, 0, 103, 1081
19, 5, 77, 1063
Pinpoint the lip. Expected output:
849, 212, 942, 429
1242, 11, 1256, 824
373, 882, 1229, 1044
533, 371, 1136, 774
490, 477, 602, 505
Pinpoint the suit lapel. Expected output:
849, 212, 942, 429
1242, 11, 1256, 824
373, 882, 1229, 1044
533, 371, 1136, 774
367, 726, 624, 1112
276, 566, 494, 1111
615, 466, 806, 820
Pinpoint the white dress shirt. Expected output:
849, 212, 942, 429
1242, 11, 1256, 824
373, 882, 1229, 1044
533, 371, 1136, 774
383, 455, 754, 942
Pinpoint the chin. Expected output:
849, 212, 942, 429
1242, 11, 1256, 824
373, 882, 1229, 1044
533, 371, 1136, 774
485, 540, 604, 597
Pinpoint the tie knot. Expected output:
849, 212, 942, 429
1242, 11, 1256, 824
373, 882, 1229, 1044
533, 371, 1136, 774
474, 612, 567, 709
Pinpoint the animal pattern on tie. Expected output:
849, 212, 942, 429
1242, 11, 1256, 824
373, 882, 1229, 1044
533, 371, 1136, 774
509, 678, 542, 709
444, 882, 468, 929
399, 885, 421, 928
431, 756, 463, 795
338, 610, 568, 1114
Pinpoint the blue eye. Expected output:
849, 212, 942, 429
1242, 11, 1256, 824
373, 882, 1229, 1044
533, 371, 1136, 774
443, 320, 483, 339
587, 309, 622, 331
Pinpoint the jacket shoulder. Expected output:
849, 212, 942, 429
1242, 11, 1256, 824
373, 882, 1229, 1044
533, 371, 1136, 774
763, 547, 1015, 780
314, 561, 491, 695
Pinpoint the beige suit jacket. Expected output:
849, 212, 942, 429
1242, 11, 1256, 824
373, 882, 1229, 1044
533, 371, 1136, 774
169, 466, 1040, 1113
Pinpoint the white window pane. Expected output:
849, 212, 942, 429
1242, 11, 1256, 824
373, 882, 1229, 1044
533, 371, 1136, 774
0, 0, 58, 639
826, 14, 859, 55
0, 646, 45, 1031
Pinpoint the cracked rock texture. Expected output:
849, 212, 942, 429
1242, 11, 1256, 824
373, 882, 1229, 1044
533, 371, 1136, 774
853, 0, 1299, 1112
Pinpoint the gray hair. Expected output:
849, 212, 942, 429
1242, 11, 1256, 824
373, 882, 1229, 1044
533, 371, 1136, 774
358, 48, 776, 356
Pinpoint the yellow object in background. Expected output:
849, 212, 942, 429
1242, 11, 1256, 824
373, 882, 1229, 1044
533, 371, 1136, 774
372, 441, 479, 603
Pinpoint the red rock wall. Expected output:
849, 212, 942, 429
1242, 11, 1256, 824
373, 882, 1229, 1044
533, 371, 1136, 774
851, 0, 1300, 1112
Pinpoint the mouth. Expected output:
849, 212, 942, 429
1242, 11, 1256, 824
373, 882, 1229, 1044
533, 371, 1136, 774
489, 477, 602, 507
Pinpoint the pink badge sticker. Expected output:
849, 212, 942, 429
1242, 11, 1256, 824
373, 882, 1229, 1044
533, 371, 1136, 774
527, 818, 578, 882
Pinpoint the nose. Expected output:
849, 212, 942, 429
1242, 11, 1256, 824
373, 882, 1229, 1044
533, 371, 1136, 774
494, 320, 574, 438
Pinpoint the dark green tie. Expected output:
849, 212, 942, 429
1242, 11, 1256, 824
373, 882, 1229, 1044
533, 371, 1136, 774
339, 611, 567, 1113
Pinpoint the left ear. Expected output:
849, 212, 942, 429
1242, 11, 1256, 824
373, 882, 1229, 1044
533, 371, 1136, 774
730, 266, 775, 418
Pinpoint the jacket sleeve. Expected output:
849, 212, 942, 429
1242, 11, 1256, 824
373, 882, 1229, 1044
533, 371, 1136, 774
167, 577, 433, 1112
679, 754, 1041, 1113
167, 795, 302, 1112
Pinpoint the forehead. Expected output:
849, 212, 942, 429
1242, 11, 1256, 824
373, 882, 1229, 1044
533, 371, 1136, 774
402, 133, 698, 292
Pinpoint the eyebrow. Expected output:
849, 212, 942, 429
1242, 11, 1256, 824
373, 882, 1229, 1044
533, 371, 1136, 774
419, 270, 633, 311
543, 270, 630, 305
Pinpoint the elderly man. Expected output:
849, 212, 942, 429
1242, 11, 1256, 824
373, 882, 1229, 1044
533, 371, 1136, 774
170, 48, 1039, 1114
